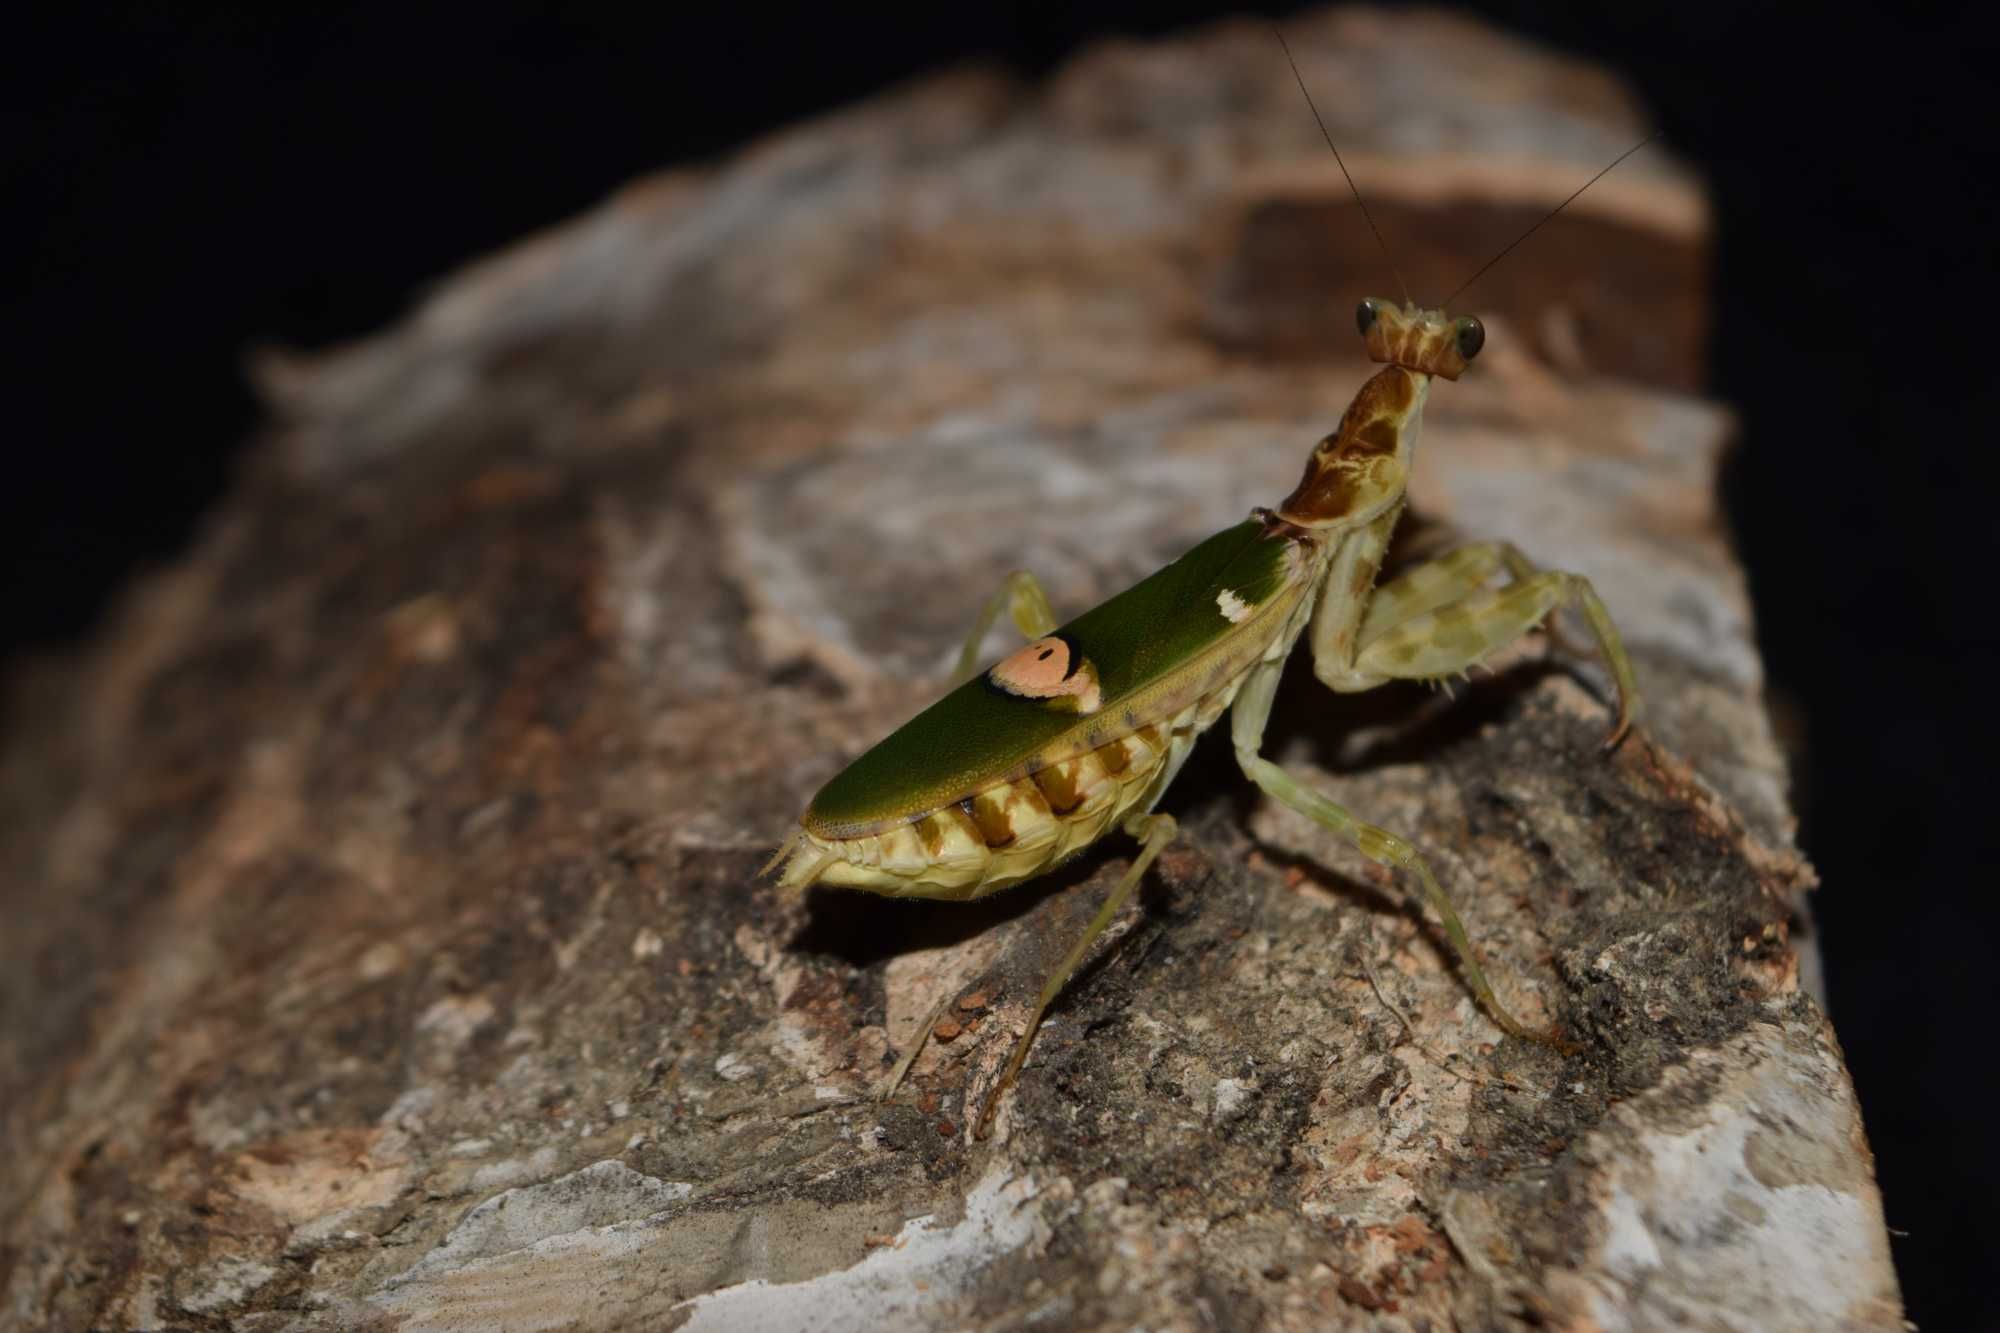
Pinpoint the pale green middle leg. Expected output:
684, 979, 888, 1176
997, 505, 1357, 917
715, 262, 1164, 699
1229, 660, 1564, 1048
1357, 544, 1639, 748
954, 569, 1059, 683
975, 809, 1177, 1138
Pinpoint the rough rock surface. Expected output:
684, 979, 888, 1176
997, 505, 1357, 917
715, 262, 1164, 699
0, 9, 1902, 1330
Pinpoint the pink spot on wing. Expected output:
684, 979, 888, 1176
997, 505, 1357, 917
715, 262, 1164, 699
992, 637, 1073, 694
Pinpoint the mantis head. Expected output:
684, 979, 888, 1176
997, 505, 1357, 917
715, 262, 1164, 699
1356, 299, 1484, 382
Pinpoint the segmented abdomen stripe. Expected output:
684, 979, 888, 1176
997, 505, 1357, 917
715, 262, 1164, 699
778, 711, 1208, 902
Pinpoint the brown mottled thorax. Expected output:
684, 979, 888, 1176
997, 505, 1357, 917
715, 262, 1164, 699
1276, 365, 1423, 527
1274, 298, 1485, 528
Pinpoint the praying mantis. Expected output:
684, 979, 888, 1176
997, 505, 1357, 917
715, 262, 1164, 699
768, 40, 1651, 1139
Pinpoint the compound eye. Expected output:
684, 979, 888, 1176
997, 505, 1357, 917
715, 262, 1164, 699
1356, 298, 1381, 337
1454, 315, 1486, 361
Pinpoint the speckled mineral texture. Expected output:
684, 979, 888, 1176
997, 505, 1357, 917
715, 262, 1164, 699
0, 9, 1901, 1331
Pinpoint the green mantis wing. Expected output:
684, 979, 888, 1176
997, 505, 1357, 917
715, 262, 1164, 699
805, 517, 1309, 839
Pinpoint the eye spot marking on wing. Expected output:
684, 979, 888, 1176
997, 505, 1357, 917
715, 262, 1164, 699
1217, 588, 1253, 623
989, 634, 1102, 714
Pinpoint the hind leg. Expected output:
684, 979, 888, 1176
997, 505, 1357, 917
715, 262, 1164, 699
954, 570, 1060, 682
975, 810, 1177, 1138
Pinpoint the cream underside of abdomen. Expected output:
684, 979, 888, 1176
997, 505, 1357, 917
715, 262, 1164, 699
785, 577, 1319, 902
796, 685, 1229, 901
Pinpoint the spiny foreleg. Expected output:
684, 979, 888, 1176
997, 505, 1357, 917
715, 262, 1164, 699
1350, 543, 1639, 748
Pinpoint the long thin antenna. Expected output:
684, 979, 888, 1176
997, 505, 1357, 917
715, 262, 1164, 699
1274, 24, 1410, 308
1443, 132, 1658, 309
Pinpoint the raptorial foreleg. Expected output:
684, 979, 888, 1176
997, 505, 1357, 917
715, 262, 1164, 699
1338, 543, 1639, 748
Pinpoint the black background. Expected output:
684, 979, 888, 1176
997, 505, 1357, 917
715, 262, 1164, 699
7, 3, 1995, 1323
